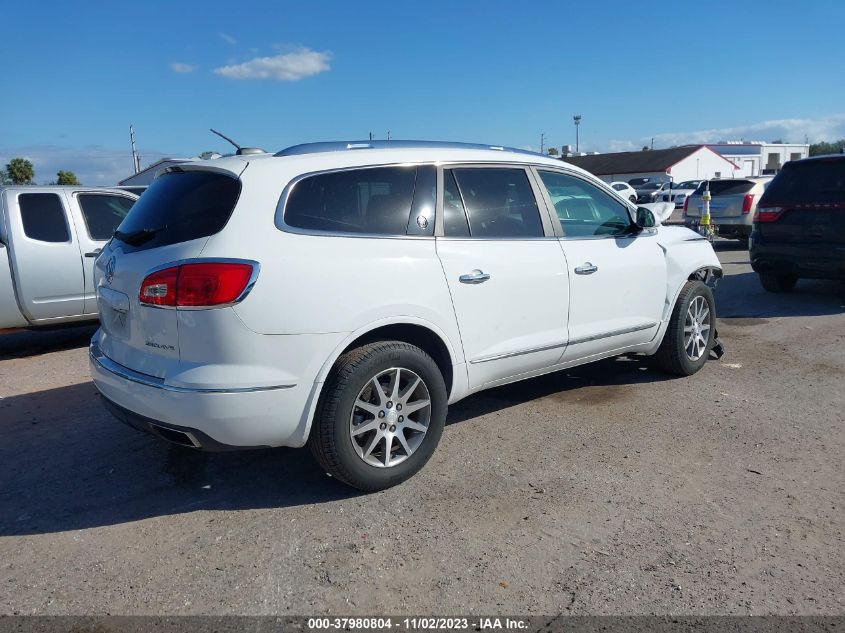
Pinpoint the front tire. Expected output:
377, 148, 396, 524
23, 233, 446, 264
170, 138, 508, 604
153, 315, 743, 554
759, 272, 797, 293
308, 341, 447, 492
652, 280, 716, 376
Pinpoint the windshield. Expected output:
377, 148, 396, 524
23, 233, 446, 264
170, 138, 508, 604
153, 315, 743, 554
675, 181, 700, 189
114, 170, 241, 252
694, 179, 756, 196
760, 159, 845, 206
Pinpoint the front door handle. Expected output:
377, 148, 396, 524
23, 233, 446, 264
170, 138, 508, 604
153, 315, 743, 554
84, 248, 102, 258
574, 262, 598, 275
459, 269, 491, 284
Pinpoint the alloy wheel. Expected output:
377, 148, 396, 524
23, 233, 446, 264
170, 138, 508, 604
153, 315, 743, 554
349, 367, 431, 468
684, 295, 711, 361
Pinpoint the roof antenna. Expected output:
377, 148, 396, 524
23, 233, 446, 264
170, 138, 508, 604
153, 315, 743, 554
209, 128, 265, 155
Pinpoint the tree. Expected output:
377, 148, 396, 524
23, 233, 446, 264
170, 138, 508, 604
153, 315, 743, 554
547, 147, 559, 156
809, 139, 845, 156
56, 170, 80, 185
5, 157, 34, 184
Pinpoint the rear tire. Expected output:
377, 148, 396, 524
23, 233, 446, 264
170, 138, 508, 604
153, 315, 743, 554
759, 273, 797, 293
652, 280, 715, 376
308, 341, 447, 492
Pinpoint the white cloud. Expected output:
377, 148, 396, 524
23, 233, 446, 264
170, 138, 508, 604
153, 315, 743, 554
652, 114, 845, 146
0, 145, 171, 186
609, 113, 845, 152
219, 32, 237, 45
169, 62, 196, 74
213, 48, 331, 81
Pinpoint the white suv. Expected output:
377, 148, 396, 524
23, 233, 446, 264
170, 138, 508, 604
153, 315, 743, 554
90, 141, 722, 491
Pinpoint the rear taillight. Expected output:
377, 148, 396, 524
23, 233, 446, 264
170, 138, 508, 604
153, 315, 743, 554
742, 194, 755, 214
139, 261, 256, 308
753, 207, 783, 223
682, 196, 690, 215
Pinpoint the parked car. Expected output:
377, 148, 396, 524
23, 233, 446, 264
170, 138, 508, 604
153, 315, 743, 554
628, 177, 655, 188
662, 180, 703, 208
610, 181, 638, 203
750, 154, 845, 292
89, 140, 722, 491
0, 186, 137, 330
683, 177, 772, 243
635, 181, 669, 204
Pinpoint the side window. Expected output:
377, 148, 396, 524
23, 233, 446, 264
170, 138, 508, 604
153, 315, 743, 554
538, 171, 633, 238
450, 168, 544, 237
78, 194, 135, 241
442, 170, 470, 236
18, 193, 70, 243
285, 167, 417, 235
612, 183, 626, 191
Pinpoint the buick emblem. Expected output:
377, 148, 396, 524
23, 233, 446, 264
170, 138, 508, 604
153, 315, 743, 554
105, 256, 116, 284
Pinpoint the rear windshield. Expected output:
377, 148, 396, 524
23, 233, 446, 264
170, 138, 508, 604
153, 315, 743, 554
113, 170, 241, 251
759, 159, 845, 206
695, 180, 755, 196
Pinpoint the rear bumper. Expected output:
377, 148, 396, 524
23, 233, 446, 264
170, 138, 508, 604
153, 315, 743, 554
685, 216, 752, 239
750, 241, 845, 280
89, 342, 319, 449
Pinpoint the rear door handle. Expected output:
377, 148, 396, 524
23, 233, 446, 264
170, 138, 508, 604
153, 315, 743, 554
84, 248, 102, 258
459, 269, 491, 284
574, 262, 598, 275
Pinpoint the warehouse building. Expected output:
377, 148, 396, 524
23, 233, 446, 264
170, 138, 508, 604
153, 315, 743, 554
560, 145, 739, 184
706, 141, 809, 177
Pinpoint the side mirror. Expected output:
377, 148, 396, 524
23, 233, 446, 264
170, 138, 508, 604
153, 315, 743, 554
635, 207, 655, 228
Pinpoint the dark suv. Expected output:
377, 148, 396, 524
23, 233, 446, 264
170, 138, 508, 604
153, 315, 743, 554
750, 154, 845, 292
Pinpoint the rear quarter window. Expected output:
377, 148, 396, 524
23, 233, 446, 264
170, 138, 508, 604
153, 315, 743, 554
114, 171, 241, 252
284, 166, 419, 235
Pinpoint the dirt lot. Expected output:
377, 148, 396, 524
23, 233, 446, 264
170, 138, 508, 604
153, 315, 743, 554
0, 242, 843, 616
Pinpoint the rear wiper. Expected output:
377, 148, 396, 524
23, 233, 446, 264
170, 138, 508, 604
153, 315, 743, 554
113, 225, 168, 246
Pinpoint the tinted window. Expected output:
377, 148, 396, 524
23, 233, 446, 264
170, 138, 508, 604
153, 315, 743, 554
18, 193, 70, 243
443, 170, 470, 236
285, 167, 417, 235
760, 159, 845, 206
114, 171, 241, 252
78, 194, 135, 240
450, 168, 543, 237
538, 171, 633, 238
694, 179, 755, 196
612, 183, 627, 191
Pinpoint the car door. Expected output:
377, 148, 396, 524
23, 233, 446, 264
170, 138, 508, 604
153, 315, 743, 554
534, 168, 666, 362
435, 165, 570, 389
69, 191, 136, 314
3, 190, 85, 321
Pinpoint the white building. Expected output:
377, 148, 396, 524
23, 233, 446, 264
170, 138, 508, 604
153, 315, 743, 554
561, 145, 739, 184
707, 141, 809, 177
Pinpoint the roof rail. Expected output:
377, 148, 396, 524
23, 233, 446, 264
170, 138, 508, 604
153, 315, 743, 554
274, 140, 545, 157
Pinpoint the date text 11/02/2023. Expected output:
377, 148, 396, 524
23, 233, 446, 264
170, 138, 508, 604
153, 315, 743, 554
307, 617, 529, 630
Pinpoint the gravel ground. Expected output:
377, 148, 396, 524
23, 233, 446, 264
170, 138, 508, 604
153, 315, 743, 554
0, 241, 843, 616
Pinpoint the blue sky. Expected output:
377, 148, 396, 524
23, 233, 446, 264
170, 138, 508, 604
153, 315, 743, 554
2, 0, 844, 184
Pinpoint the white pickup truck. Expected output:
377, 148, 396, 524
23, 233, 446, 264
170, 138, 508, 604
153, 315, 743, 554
0, 186, 137, 330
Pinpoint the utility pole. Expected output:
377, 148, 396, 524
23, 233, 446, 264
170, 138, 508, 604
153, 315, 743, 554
387, 130, 391, 140
573, 115, 582, 153
129, 124, 140, 174
650, 137, 654, 150
369, 132, 373, 141
540, 132, 545, 154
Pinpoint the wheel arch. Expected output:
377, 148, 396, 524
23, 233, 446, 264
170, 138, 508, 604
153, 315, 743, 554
292, 317, 464, 447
